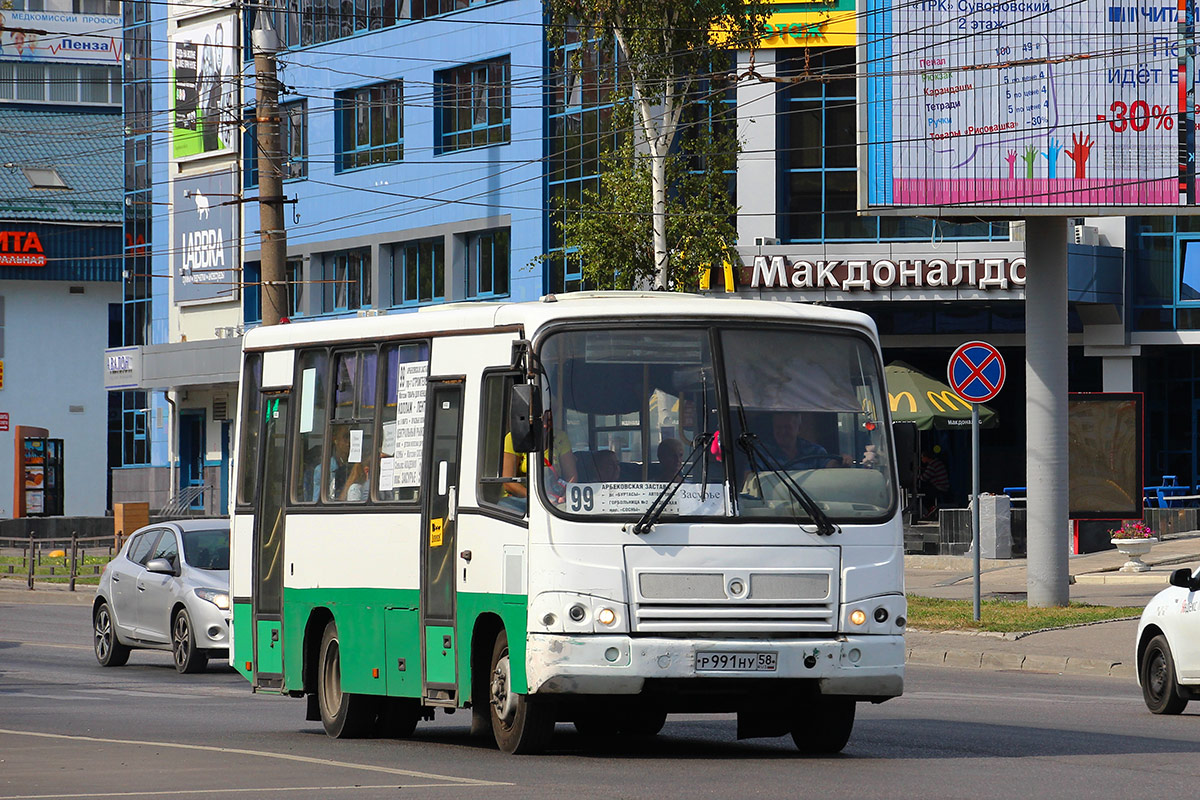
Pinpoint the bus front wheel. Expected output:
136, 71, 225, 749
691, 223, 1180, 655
488, 630, 554, 754
317, 620, 373, 738
791, 696, 855, 754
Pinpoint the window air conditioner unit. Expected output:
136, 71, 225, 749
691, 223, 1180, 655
1074, 225, 1100, 246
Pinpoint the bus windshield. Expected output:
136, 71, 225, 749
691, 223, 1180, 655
537, 325, 894, 522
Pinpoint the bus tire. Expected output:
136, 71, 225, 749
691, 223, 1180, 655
790, 696, 855, 754
488, 629, 553, 754
317, 619, 373, 738
619, 707, 667, 736
379, 697, 421, 738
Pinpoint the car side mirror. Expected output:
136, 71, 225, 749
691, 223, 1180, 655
1169, 567, 1196, 589
509, 384, 542, 453
145, 558, 176, 576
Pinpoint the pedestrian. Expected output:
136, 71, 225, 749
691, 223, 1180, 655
918, 448, 950, 519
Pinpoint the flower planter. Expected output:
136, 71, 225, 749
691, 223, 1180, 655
1111, 537, 1157, 573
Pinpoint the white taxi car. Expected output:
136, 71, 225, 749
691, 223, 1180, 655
1136, 566, 1200, 713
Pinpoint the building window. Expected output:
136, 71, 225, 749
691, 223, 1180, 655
777, 48, 1006, 244
121, 390, 150, 466
391, 238, 445, 306
244, 102, 308, 187
336, 82, 402, 170
322, 250, 371, 312
413, 0, 497, 18
0, 63, 119, 105
466, 228, 509, 299
436, 56, 510, 154
244, 260, 304, 324
74, 0, 120, 12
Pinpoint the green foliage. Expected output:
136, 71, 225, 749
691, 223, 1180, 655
906, 594, 1142, 633
542, 0, 765, 288
551, 101, 740, 290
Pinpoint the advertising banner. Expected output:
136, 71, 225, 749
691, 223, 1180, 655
759, 0, 856, 48
171, 13, 238, 159
172, 170, 238, 304
0, 11, 121, 65
864, 0, 1199, 213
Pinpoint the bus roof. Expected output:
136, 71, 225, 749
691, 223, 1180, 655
240, 292, 878, 352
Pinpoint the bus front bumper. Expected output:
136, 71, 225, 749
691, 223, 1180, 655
526, 633, 904, 699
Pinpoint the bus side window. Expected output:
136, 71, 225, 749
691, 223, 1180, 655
292, 349, 329, 504
376, 341, 429, 504
236, 353, 262, 507
326, 349, 376, 504
478, 371, 525, 514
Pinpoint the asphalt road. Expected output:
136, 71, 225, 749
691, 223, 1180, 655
3, 600, 1200, 800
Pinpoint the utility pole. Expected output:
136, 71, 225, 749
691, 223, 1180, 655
253, 5, 288, 326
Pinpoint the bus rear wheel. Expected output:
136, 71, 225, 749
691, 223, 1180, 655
317, 620, 373, 738
790, 696, 855, 754
488, 629, 554, 754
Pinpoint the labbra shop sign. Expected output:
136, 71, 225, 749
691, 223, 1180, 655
0, 231, 46, 268
172, 170, 237, 304
741, 255, 1026, 292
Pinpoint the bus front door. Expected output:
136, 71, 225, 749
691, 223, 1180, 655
252, 393, 288, 689
420, 380, 463, 704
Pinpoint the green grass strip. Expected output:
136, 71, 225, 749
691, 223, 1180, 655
907, 593, 1143, 633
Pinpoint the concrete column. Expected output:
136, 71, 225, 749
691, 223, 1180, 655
1102, 355, 1134, 392
1025, 217, 1070, 607
736, 49, 777, 246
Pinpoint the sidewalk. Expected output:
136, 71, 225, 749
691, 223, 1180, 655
904, 531, 1200, 680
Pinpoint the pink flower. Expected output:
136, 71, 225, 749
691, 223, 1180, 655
1110, 520, 1155, 540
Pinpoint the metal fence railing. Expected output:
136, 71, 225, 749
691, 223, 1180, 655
0, 534, 118, 591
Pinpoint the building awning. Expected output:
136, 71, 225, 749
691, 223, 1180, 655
104, 338, 242, 392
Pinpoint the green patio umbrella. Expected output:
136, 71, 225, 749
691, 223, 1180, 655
885, 361, 998, 430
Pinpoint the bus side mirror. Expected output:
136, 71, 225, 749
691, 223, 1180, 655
509, 384, 542, 453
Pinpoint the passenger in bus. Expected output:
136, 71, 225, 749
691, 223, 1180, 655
652, 437, 685, 482
592, 450, 620, 482
500, 414, 577, 511
763, 412, 844, 471
328, 425, 368, 502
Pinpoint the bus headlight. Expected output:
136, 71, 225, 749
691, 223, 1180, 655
597, 607, 616, 627
850, 609, 867, 626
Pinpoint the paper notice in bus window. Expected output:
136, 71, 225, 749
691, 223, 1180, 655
378, 457, 394, 493
392, 360, 428, 488
349, 429, 363, 463
563, 482, 727, 516
380, 421, 396, 457
299, 368, 316, 433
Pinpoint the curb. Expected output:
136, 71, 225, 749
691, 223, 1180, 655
907, 646, 1134, 679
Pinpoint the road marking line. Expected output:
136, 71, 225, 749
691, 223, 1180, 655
0, 729, 509, 787
0, 784, 470, 799
0, 640, 92, 652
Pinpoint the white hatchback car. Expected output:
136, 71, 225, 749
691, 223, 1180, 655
1136, 565, 1200, 713
93, 519, 230, 673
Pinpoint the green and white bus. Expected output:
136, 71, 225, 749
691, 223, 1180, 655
230, 292, 904, 754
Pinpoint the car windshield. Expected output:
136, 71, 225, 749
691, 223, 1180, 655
537, 325, 894, 522
181, 529, 230, 570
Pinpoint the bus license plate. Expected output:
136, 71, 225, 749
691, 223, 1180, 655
696, 651, 778, 672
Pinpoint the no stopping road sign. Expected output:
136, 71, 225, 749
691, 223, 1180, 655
948, 341, 1006, 404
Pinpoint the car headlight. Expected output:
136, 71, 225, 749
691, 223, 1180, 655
195, 588, 230, 610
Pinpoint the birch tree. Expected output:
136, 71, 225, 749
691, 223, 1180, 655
546, 0, 769, 289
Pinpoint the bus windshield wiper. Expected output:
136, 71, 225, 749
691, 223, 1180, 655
737, 432, 839, 536
630, 432, 714, 536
